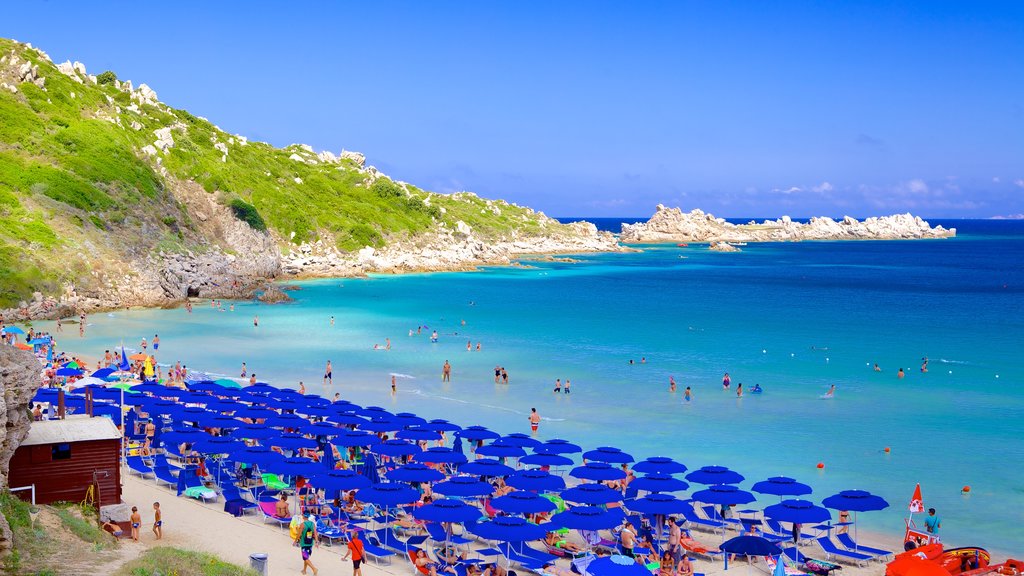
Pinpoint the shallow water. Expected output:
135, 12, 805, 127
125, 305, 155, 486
38, 219, 1024, 555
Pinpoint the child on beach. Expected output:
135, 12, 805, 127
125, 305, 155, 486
152, 502, 162, 540
130, 506, 141, 541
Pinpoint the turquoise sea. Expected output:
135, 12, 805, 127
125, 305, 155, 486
38, 219, 1024, 555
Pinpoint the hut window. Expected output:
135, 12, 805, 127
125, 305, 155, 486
52, 443, 72, 460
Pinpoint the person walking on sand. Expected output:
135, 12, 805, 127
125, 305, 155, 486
324, 360, 332, 385
925, 508, 942, 537
342, 529, 365, 576
529, 408, 541, 433
442, 360, 451, 382
295, 513, 320, 575
152, 501, 162, 540
130, 506, 141, 541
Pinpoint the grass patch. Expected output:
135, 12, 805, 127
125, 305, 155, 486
114, 547, 258, 576
52, 502, 112, 548
228, 198, 266, 231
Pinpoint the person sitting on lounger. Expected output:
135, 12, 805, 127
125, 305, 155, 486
414, 549, 456, 576
344, 492, 364, 514
482, 563, 507, 576
546, 531, 584, 554
275, 492, 291, 518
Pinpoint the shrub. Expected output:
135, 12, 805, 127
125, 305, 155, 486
228, 198, 266, 231
96, 70, 117, 85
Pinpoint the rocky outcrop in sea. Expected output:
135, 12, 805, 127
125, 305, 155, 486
621, 205, 956, 243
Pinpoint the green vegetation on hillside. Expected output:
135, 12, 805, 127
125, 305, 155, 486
115, 547, 257, 576
0, 37, 565, 307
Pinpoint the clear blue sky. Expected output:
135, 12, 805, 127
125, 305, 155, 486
4, 1, 1023, 217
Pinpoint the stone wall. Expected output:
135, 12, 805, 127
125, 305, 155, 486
0, 346, 41, 556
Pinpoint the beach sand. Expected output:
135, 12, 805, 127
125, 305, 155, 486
121, 475, 897, 576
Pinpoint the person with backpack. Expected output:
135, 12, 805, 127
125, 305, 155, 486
295, 513, 319, 575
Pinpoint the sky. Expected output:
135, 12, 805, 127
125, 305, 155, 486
3, 1, 1023, 217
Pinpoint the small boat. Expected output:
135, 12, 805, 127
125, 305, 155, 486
677, 243, 688, 247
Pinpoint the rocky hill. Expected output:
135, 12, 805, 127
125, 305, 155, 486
621, 205, 956, 243
0, 38, 618, 316
0, 346, 39, 557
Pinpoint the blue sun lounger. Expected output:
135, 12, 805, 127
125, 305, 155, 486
361, 531, 397, 565
425, 521, 474, 546
153, 465, 178, 489
815, 537, 873, 566
127, 455, 154, 478
835, 533, 893, 560
680, 504, 726, 531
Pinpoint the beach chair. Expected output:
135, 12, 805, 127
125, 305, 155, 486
680, 504, 726, 532
835, 533, 893, 560
500, 542, 547, 570
764, 519, 813, 542
152, 465, 178, 489
765, 555, 804, 576
316, 518, 346, 546
372, 528, 428, 554
127, 455, 154, 478
221, 484, 258, 516
361, 531, 396, 565
511, 541, 559, 566
257, 501, 292, 529
815, 537, 872, 566
701, 505, 740, 528
426, 520, 474, 546
679, 532, 720, 560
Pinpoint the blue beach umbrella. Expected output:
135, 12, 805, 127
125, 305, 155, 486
631, 474, 690, 493
386, 463, 445, 483
424, 419, 462, 432
193, 436, 245, 455
332, 400, 359, 412
500, 433, 542, 449
632, 456, 687, 475
266, 413, 308, 429
561, 484, 622, 505
550, 506, 622, 530
764, 499, 831, 525
303, 395, 331, 408
394, 412, 427, 427
131, 382, 170, 395
270, 433, 319, 451
628, 493, 691, 515
521, 453, 574, 467
332, 430, 381, 448
91, 368, 116, 380
359, 418, 400, 433
821, 489, 888, 553
300, 406, 336, 418
312, 469, 371, 493
329, 413, 368, 426
458, 425, 500, 441
477, 441, 527, 459
4, 326, 24, 334
358, 482, 420, 507
720, 536, 782, 569
359, 452, 381, 484
207, 414, 243, 429
245, 383, 277, 395
233, 424, 281, 440
537, 439, 582, 454
234, 407, 277, 420
686, 465, 745, 485
752, 477, 813, 498
373, 439, 421, 458
33, 388, 60, 403
571, 462, 627, 482
357, 406, 393, 418
267, 388, 304, 400
415, 447, 468, 465
433, 476, 495, 498
188, 382, 222, 394
303, 421, 342, 436
235, 446, 286, 468
588, 555, 653, 576
268, 456, 321, 479
413, 498, 482, 523
460, 458, 514, 477
469, 516, 548, 542
491, 491, 557, 514
582, 446, 634, 464
506, 469, 566, 492
397, 427, 442, 442
691, 484, 756, 506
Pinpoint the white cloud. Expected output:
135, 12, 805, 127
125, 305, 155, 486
811, 181, 834, 194
771, 186, 803, 194
992, 177, 1001, 183
906, 179, 929, 194
1014, 179, 1024, 189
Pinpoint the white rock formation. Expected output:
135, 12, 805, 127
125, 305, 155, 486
620, 205, 955, 243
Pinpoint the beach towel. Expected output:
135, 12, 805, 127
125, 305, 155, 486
183, 486, 216, 500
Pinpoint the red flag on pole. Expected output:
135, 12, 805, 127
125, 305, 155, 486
909, 483, 924, 513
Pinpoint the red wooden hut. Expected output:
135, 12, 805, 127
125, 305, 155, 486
8, 416, 122, 507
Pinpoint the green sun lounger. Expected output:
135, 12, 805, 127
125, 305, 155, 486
261, 473, 289, 490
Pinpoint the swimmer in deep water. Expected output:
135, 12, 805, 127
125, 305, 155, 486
897, 367, 905, 379
751, 383, 762, 393
921, 356, 929, 373
874, 363, 881, 372
825, 384, 835, 397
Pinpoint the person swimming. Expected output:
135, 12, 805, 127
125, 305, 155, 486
751, 384, 762, 393
824, 384, 835, 398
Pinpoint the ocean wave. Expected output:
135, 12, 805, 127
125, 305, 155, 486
936, 358, 971, 365
389, 373, 417, 379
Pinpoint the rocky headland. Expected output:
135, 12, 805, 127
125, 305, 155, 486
0, 346, 40, 557
621, 205, 956, 244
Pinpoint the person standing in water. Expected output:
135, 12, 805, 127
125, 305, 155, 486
253, 315, 258, 327
897, 368, 905, 379
391, 375, 397, 394
669, 376, 676, 392
825, 384, 835, 397
921, 357, 929, 373
736, 383, 743, 397
684, 386, 692, 402
564, 379, 570, 394
442, 360, 451, 382
324, 360, 332, 385
529, 408, 541, 433
722, 372, 731, 389
554, 379, 561, 393
240, 362, 247, 377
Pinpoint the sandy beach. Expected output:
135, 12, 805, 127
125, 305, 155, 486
121, 474, 899, 576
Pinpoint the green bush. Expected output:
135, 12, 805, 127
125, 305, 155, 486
228, 198, 267, 231
96, 70, 117, 85
114, 547, 257, 576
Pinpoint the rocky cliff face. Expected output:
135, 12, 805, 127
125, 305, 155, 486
621, 205, 956, 243
0, 347, 41, 557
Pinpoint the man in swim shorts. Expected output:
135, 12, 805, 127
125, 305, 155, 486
324, 360, 332, 385
554, 379, 561, 393
295, 513, 319, 575
529, 408, 540, 433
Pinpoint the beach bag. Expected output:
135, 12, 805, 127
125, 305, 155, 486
289, 515, 303, 541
